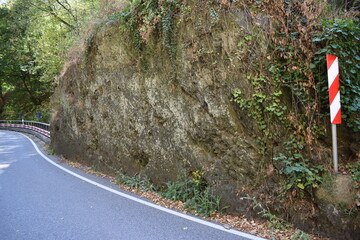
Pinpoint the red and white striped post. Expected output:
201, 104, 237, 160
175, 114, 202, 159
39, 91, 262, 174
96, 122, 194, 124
327, 54, 341, 173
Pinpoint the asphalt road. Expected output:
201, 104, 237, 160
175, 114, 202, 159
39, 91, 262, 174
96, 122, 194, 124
0, 130, 265, 240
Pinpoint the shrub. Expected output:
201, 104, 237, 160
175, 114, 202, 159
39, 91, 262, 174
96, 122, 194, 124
115, 172, 156, 192
162, 171, 223, 217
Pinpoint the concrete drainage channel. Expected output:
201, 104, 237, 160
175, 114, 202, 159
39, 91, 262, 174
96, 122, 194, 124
0, 120, 50, 144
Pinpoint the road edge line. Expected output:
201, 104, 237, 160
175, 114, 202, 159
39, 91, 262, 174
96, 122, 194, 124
22, 133, 266, 240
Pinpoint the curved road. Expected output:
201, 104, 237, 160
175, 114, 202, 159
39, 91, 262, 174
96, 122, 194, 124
0, 130, 265, 240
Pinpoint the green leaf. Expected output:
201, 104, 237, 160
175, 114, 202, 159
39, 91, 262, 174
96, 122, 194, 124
297, 183, 305, 189
315, 48, 327, 55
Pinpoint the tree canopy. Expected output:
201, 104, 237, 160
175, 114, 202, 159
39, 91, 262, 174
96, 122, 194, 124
0, 0, 100, 121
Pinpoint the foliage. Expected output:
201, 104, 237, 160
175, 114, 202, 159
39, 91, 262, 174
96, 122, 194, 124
184, 187, 222, 217
115, 172, 157, 192
345, 162, 360, 183
231, 1, 358, 198
243, 196, 312, 238
312, 18, 360, 131
258, 0, 360, 137
273, 139, 324, 197
91, 165, 99, 172
242, 196, 289, 231
327, 0, 360, 10
0, 4, 50, 115
114, 170, 224, 217
48, 148, 55, 155
257, 0, 328, 145
0, 0, 99, 120
162, 171, 223, 217
117, 0, 184, 78
233, 0, 327, 159
290, 230, 311, 240
232, 72, 287, 155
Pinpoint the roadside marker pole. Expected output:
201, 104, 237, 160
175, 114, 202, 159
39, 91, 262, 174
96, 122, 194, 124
326, 54, 341, 173
331, 124, 338, 173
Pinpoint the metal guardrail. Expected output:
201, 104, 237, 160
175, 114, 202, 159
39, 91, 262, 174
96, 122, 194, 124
0, 120, 50, 138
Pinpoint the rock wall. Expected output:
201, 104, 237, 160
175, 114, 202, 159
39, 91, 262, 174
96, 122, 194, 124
50, 8, 281, 223
52, 12, 264, 190
51, 7, 359, 239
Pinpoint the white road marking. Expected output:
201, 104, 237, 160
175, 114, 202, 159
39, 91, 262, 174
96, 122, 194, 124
22, 133, 266, 240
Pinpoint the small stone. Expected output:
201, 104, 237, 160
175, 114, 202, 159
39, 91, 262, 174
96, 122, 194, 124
223, 224, 231, 230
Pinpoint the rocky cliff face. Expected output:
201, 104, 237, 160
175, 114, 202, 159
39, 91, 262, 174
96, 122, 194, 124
51, 5, 359, 239
52, 11, 266, 189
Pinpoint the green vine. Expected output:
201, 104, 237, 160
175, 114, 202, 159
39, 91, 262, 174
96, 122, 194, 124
232, 72, 287, 156
116, 0, 183, 78
119, 3, 146, 57
312, 18, 360, 132
273, 137, 324, 198
159, 0, 181, 79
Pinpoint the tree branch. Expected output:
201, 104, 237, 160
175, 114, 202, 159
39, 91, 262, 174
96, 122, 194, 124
47, 5, 76, 30
55, 0, 78, 23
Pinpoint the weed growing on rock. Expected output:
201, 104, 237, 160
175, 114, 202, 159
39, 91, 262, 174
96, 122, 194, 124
48, 148, 55, 155
115, 172, 157, 192
273, 139, 324, 198
232, 72, 287, 156
114, 170, 224, 217
290, 230, 311, 240
162, 171, 224, 217
241, 196, 290, 231
345, 162, 360, 183
115, 0, 185, 78
91, 165, 99, 172
241, 196, 315, 239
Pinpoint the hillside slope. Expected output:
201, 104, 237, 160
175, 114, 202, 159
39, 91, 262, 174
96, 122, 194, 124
51, 1, 359, 239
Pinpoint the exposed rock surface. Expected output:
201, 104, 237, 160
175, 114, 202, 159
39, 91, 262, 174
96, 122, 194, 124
52, 14, 263, 190
51, 9, 359, 239
316, 174, 356, 207
315, 174, 360, 239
